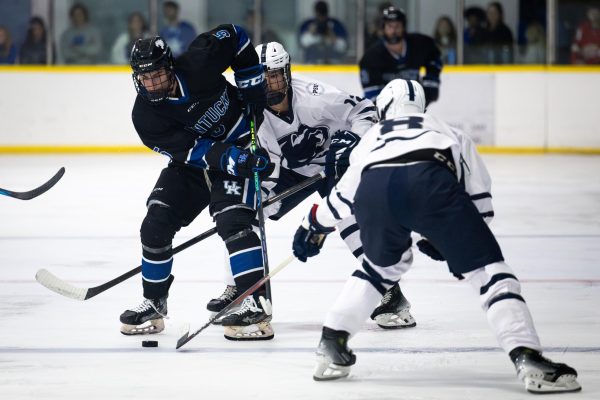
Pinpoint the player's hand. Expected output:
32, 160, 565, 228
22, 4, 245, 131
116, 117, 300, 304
221, 146, 274, 179
416, 239, 445, 261
234, 65, 267, 119
292, 204, 335, 262
422, 80, 439, 106
325, 130, 360, 181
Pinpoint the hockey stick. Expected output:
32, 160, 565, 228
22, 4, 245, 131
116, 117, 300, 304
0, 167, 65, 200
176, 254, 295, 349
249, 113, 272, 301
35, 171, 325, 301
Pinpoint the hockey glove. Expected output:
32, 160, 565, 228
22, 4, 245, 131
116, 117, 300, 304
235, 64, 267, 123
422, 78, 440, 106
293, 204, 336, 262
325, 130, 360, 182
220, 145, 274, 179
416, 238, 445, 261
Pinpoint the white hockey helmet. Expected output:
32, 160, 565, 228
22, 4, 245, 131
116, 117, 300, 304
376, 79, 426, 120
255, 42, 291, 106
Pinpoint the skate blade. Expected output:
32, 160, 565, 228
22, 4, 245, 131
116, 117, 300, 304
524, 374, 582, 393
374, 311, 417, 329
313, 355, 351, 381
223, 321, 274, 341
120, 319, 165, 335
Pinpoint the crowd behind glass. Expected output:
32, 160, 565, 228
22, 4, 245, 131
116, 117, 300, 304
0, 0, 599, 66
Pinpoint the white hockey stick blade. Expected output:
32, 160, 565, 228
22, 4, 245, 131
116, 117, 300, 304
35, 269, 88, 301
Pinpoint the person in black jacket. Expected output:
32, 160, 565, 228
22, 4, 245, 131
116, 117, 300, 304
119, 25, 277, 341
483, 2, 514, 64
359, 7, 442, 105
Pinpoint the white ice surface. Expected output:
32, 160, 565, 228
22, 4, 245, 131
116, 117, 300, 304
0, 154, 599, 399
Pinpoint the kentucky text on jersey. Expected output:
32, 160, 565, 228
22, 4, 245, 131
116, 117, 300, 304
191, 89, 230, 135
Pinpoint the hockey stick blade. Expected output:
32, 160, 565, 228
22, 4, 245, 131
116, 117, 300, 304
35, 173, 324, 301
0, 167, 65, 200
176, 254, 295, 350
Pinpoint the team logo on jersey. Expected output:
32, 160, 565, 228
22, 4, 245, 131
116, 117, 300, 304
308, 83, 324, 96
155, 39, 165, 49
278, 124, 329, 169
224, 181, 242, 195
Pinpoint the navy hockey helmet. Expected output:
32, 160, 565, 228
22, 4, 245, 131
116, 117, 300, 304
255, 42, 291, 107
382, 6, 406, 27
130, 36, 175, 103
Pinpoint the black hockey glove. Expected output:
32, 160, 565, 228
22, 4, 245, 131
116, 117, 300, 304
325, 130, 360, 181
235, 64, 267, 124
220, 145, 274, 179
416, 239, 445, 261
422, 79, 440, 106
293, 204, 335, 262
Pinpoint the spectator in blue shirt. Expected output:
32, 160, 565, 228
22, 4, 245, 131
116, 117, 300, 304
0, 26, 18, 64
299, 1, 348, 63
159, 1, 196, 57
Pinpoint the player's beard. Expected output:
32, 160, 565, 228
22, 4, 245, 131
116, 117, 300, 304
384, 33, 403, 45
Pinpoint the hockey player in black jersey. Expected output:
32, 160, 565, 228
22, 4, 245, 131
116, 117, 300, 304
119, 25, 276, 340
359, 6, 442, 105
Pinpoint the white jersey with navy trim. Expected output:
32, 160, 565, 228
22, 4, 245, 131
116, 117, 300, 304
316, 112, 494, 226
258, 74, 377, 186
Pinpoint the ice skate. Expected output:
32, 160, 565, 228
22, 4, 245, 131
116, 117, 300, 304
510, 347, 581, 393
313, 327, 356, 381
120, 296, 168, 335
370, 284, 416, 329
221, 294, 274, 341
206, 285, 239, 325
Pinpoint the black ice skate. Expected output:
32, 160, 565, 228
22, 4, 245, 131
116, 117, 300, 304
220, 294, 273, 341
206, 285, 239, 325
313, 327, 356, 381
120, 295, 168, 335
510, 347, 581, 393
370, 284, 416, 329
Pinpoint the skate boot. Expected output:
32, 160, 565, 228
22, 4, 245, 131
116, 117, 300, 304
313, 327, 356, 381
221, 294, 274, 341
206, 285, 239, 325
370, 284, 416, 329
510, 347, 581, 393
120, 295, 168, 335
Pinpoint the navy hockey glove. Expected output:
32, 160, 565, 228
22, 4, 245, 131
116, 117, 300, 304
422, 79, 440, 106
416, 239, 445, 261
221, 145, 274, 179
235, 64, 267, 121
293, 204, 335, 262
325, 130, 360, 181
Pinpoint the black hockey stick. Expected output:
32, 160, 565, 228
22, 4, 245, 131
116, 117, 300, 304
249, 113, 272, 301
0, 167, 65, 200
35, 171, 325, 301
176, 254, 295, 349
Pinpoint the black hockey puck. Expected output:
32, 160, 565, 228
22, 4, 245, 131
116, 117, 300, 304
142, 340, 158, 348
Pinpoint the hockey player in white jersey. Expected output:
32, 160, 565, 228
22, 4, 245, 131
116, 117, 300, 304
292, 79, 581, 393
210, 42, 416, 340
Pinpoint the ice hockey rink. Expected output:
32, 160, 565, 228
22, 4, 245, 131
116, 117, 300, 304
0, 153, 599, 400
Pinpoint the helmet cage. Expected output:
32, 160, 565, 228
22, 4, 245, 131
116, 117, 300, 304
265, 64, 291, 106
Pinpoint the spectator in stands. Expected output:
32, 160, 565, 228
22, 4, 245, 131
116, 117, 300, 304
159, 1, 196, 58
60, 3, 102, 64
0, 26, 18, 64
244, 9, 282, 45
434, 16, 457, 65
520, 21, 545, 64
571, 6, 600, 64
482, 2, 514, 64
463, 6, 486, 63
111, 12, 150, 64
20, 17, 53, 65
364, 1, 393, 49
299, 1, 348, 63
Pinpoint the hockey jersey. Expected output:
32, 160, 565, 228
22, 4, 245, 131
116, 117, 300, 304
316, 113, 494, 227
258, 74, 377, 182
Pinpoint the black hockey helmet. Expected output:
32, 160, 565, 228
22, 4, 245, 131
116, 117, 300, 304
382, 6, 407, 27
130, 36, 175, 103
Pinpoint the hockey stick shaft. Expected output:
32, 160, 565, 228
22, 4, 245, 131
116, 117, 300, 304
0, 167, 65, 200
176, 254, 295, 349
36, 172, 324, 300
249, 114, 272, 301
